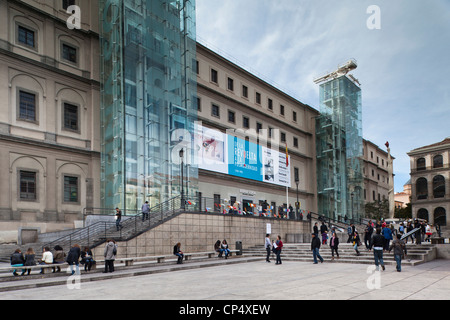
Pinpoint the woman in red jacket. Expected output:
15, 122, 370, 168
274, 235, 283, 265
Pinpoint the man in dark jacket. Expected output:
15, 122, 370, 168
369, 228, 385, 271
311, 233, 323, 264
389, 234, 407, 272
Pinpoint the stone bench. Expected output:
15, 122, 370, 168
0, 249, 242, 277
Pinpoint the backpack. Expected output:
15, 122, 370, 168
113, 246, 117, 256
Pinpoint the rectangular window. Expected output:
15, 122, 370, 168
243, 116, 250, 128
294, 167, 299, 182
281, 132, 286, 142
242, 85, 248, 98
256, 122, 262, 133
227, 77, 234, 91
255, 92, 261, 105
19, 91, 36, 121
211, 104, 220, 118
293, 136, 298, 148
64, 176, 78, 202
214, 194, 221, 213
62, 43, 77, 63
196, 97, 201, 111
62, 0, 75, 10
293, 111, 297, 122
18, 26, 35, 47
268, 98, 273, 110
63, 102, 79, 131
228, 110, 235, 123
211, 69, 218, 83
19, 171, 36, 200
193, 59, 199, 74
280, 104, 285, 116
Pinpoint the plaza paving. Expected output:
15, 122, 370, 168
0, 258, 449, 300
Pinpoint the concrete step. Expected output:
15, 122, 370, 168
0, 256, 261, 292
243, 243, 436, 266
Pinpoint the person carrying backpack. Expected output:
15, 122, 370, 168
389, 234, 407, 272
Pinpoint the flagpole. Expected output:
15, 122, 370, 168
286, 143, 289, 218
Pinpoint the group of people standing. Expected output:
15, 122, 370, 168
310, 219, 409, 272
264, 234, 284, 264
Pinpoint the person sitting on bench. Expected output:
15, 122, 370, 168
173, 242, 184, 264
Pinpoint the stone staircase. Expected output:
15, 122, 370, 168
243, 242, 437, 266
0, 243, 45, 263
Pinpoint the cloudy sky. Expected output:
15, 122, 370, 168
195, 0, 450, 193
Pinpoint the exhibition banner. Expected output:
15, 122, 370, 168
194, 124, 290, 187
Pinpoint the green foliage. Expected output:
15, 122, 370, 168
395, 202, 412, 219
365, 199, 389, 220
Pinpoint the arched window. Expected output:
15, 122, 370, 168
434, 207, 446, 226
417, 208, 429, 221
416, 177, 428, 200
416, 158, 426, 171
433, 175, 445, 198
433, 155, 443, 168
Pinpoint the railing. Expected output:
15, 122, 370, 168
44, 195, 322, 253
44, 196, 183, 252
44, 221, 118, 252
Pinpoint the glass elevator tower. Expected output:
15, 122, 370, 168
99, 0, 198, 211
315, 65, 363, 222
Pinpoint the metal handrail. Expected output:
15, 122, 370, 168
44, 195, 183, 252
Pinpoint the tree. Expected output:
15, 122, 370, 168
394, 202, 412, 219
365, 199, 389, 220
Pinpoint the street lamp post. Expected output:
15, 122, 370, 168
351, 192, 354, 223
295, 178, 299, 220
179, 148, 185, 210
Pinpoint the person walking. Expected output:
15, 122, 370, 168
369, 228, 385, 271
425, 223, 432, 242
330, 232, 339, 260
320, 222, 328, 245
274, 235, 283, 264
364, 221, 373, 249
406, 221, 414, 244
66, 244, 81, 275
173, 242, 184, 264
389, 234, 407, 272
264, 234, 272, 263
347, 224, 354, 243
352, 231, 361, 256
311, 233, 323, 264
313, 222, 319, 237
382, 224, 393, 251
103, 239, 117, 273
414, 219, 422, 245
141, 201, 150, 221
115, 207, 122, 231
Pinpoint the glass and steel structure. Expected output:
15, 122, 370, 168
316, 75, 363, 221
99, 0, 198, 211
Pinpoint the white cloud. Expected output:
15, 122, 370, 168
196, 0, 450, 192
